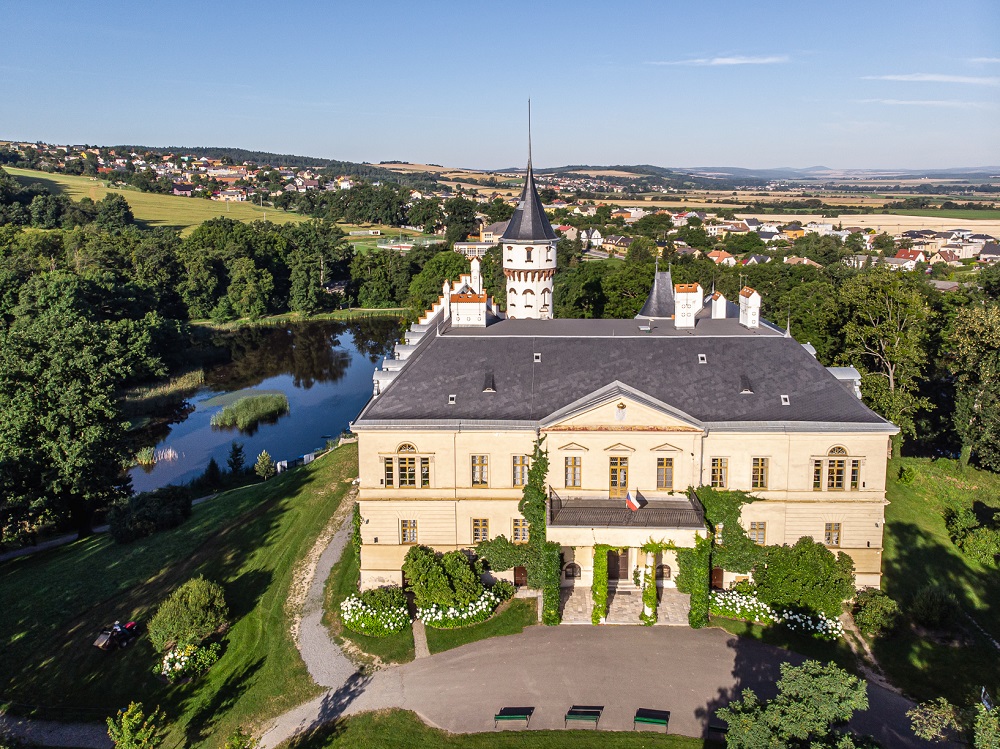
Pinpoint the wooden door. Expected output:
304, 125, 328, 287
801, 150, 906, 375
609, 456, 628, 498
618, 552, 630, 581
711, 567, 725, 590
607, 550, 621, 580
513, 566, 527, 586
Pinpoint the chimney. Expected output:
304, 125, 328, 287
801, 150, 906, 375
739, 286, 761, 329
673, 283, 704, 329
711, 291, 727, 320
470, 257, 482, 294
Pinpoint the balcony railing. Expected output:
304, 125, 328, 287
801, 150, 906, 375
547, 488, 706, 529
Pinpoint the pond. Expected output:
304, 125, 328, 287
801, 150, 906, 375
129, 318, 401, 493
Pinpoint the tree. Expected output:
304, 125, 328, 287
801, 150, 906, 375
443, 197, 478, 244
147, 575, 229, 652
407, 250, 469, 312
907, 697, 962, 742
225, 257, 273, 321
227, 441, 246, 475
946, 304, 1000, 469
601, 262, 655, 318
407, 198, 444, 232
254, 450, 275, 480
718, 660, 873, 749
974, 704, 1000, 749
838, 268, 931, 455
753, 537, 856, 618
350, 249, 411, 308
107, 702, 165, 749
95, 194, 134, 231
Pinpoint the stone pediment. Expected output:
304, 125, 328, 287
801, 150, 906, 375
650, 442, 683, 452
541, 381, 704, 433
604, 443, 636, 453
558, 441, 589, 452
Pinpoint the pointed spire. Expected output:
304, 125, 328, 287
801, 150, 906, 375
501, 101, 556, 242
785, 312, 792, 338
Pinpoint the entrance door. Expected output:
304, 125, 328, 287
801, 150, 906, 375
609, 456, 629, 498
607, 550, 621, 581
711, 567, 725, 590
513, 566, 527, 586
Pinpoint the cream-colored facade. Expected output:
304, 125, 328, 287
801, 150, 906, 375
355, 390, 891, 590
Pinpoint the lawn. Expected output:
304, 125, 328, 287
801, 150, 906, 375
707, 618, 860, 674
873, 456, 1000, 704
5, 167, 308, 235
0, 442, 360, 746
280, 709, 721, 749
322, 535, 415, 666
426, 598, 538, 655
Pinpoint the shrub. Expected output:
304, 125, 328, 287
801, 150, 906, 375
402, 546, 484, 609
254, 450, 275, 480
753, 537, 855, 618
106, 702, 165, 749
153, 642, 221, 681
340, 585, 409, 638
226, 441, 246, 475
417, 583, 512, 629
974, 702, 1000, 749
898, 464, 917, 484
108, 486, 193, 544
148, 576, 229, 653
909, 584, 957, 630
710, 590, 845, 640
945, 506, 981, 542
223, 729, 259, 749
907, 697, 962, 742
958, 527, 1000, 567
852, 588, 902, 636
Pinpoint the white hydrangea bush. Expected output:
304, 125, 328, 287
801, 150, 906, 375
417, 583, 513, 629
340, 593, 409, 637
710, 589, 844, 641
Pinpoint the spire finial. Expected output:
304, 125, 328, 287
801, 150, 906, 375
785, 311, 792, 337
527, 99, 532, 168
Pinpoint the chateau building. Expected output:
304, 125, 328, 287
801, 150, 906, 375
352, 156, 897, 597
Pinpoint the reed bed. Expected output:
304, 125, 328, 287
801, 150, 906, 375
210, 394, 289, 431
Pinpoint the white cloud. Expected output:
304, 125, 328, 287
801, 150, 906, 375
863, 73, 1000, 85
970, 57, 1000, 63
858, 98, 996, 110
647, 55, 789, 66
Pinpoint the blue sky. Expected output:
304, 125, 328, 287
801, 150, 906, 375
2, 0, 998, 169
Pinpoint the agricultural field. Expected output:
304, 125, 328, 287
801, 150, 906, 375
5, 167, 308, 235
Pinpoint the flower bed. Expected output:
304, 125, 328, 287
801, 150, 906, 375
153, 642, 221, 682
710, 590, 844, 641
340, 586, 410, 638
417, 581, 515, 629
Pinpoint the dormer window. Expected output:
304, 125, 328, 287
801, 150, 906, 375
533, 352, 542, 363
448, 394, 456, 405
698, 354, 707, 364
780, 394, 790, 406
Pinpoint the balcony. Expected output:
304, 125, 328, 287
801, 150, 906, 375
547, 489, 706, 529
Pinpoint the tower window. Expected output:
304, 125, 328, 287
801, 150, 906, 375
525, 247, 533, 262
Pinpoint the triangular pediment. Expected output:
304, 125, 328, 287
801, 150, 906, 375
604, 443, 635, 453
540, 381, 704, 432
650, 442, 683, 452
558, 441, 589, 452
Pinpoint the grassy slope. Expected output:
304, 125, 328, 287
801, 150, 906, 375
425, 599, 537, 655
6, 167, 307, 235
0, 443, 360, 746
322, 537, 415, 666
875, 457, 1000, 703
280, 709, 720, 749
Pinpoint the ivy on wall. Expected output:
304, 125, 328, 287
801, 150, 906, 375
677, 534, 712, 628
591, 544, 626, 624
637, 538, 678, 626
697, 487, 762, 574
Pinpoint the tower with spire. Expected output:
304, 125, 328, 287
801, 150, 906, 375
502, 102, 558, 320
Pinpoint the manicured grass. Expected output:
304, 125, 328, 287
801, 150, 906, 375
5, 167, 307, 235
425, 598, 538, 655
0, 443, 360, 747
873, 457, 1000, 703
708, 617, 860, 673
210, 393, 290, 430
323, 537, 415, 666
280, 709, 721, 749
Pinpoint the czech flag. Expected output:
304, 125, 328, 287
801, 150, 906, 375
625, 491, 643, 511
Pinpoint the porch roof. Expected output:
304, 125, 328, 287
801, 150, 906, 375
548, 493, 705, 530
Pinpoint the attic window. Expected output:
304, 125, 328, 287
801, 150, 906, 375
533, 352, 542, 363
448, 394, 456, 405
740, 375, 754, 394
483, 371, 496, 393
780, 394, 790, 406
698, 354, 708, 364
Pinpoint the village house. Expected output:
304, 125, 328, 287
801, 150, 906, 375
928, 250, 961, 266
707, 249, 737, 266
783, 255, 823, 268
979, 243, 1000, 264
351, 156, 896, 601
581, 228, 603, 248
894, 248, 927, 265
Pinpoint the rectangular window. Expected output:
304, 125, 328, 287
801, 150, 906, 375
609, 456, 629, 497
420, 458, 430, 488
656, 457, 674, 490
472, 518, 489, 543
751, 457, 769, 490
827, 459, 846, 490
398, 456, 416, 488
512, 518, 529, 543
813, 460, 823, 491
824, 522, 842, 547
850, 460, 861, 491
710, 458, 728, 489
749, 521, 767, 545
472, 455, 489, 486
384, 458, 394, 487
400, 519, 418, 544
512, 455, 529, 487
565, 456, 581, 488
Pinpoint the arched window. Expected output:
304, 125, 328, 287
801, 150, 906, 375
656, 564, 672, 581
564, 563, 581, 580
398, 443, 417, 453
523, 289, 535, 308
525, 247, 533, 262
828, 446, 848, 455
541, 288, 551, 308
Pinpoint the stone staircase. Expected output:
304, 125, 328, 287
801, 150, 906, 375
606, 585, 644, 624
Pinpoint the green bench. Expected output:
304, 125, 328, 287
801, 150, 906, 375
709, 721, 729, 738
633, 708, 670, 732
494, 706, 533, 728
565, 705, 603, 728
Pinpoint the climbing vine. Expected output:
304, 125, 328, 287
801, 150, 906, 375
638, 538, 677, 626
591, 544, 625, 624
697, 487, 762, 574
351, 502, 362, 564
677, 534, 712, 628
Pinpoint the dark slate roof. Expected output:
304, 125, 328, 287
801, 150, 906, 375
637, 271, 674, 319
550, 496, 705, 529
501, 162, 557, 242
356, 319, 894, 428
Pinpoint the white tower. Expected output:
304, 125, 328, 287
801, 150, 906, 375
502, 108, 557, 320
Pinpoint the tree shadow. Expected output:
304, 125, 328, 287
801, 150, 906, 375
182, 656, 265, 745
282, 673, 372, 748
